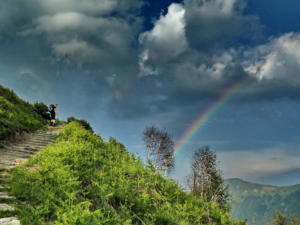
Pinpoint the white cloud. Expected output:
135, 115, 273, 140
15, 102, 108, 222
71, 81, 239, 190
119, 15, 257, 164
138, 0, 257, 93
185, 0, 238, 17
139, 3, 187, 76
21, 11, 137, 65
37, 0, 142, 15
22, 12, 102, 35
244, 33, 300, 81
174, 146, 300, 186
140, 3, 187, 57
218, 148, 300, 179
53, 39, 100, 63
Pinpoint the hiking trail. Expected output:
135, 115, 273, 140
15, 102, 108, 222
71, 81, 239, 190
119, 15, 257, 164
0, 125, 64, 225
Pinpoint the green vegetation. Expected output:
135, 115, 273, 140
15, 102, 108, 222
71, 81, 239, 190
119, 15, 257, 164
33, 102, 51, 121
272, 212, 298, 225
67, 116, 93, 132
226, 178, 300, 225
0, 85, 46, 142
187, 146, 230, 212
9, 122, 245, 225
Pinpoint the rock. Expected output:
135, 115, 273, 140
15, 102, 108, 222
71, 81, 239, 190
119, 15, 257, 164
0, 192, 15, 200
0, 217, 20, 225
0, 204, 15, 211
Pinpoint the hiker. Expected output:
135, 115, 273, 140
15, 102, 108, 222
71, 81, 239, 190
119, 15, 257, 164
49, 104, 58, 126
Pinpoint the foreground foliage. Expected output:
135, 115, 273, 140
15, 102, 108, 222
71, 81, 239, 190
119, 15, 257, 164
9, 122, 245, 225
0, 85, 46, 141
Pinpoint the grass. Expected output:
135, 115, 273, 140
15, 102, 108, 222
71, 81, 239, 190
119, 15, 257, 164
8, 122, 246, 225
0, 85, 46, 142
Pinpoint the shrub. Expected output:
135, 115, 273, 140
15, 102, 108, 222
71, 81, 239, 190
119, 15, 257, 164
67, 116, 93, 132
32, 102, 51, 120
0, 85, 46, 141
9, 122, 246, 225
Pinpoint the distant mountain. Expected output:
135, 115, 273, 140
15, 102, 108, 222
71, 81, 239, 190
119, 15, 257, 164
226, 178, 300, 225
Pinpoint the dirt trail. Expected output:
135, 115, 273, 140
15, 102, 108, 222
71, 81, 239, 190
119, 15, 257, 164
0, 125, 64, 225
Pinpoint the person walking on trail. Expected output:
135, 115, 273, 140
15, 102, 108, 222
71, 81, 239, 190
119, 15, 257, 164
49, 104, 58, 126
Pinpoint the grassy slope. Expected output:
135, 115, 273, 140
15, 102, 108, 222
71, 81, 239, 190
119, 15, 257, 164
0, 85, 46, 141
9, 122, 245, 225
226, 178, 300, 225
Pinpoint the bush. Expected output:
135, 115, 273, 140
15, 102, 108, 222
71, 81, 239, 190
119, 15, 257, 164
32, 102, 51, 120
67, 117, 93, 132
9, 122, 246, 225
0, 85, 46, 141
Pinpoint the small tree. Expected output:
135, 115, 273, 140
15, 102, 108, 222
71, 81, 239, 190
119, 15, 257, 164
32, 102, 50, 120
273, 212, 288, 225
143, 125, 175, 173
187, 146, 230, 211
272, 212, 299, 225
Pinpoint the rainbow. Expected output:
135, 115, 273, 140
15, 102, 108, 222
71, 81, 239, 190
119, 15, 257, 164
174, 75, 251, 157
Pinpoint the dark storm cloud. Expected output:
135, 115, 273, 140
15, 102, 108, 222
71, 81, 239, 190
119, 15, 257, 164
0, 0, 143, 119
184, 0, 262, 52
1, 0, 300, 120
0, 0, 142, 67
138, 0, 300, 118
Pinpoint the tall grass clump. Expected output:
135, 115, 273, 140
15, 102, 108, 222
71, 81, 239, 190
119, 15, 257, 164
9, 122, 246, 225
0, 85, 46, 141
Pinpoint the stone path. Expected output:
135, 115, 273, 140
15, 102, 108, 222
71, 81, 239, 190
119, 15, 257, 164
0, 126, 63, 225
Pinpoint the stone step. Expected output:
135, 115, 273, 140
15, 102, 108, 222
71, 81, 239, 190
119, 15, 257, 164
12, 146, 43, 152
24, 145, 49, 149
27, 137, 53, 142
0, 127, 62, 225
0, 167, 8, 173
0, 158, 21, 165
19, 138, 53, 144
0, 217, 20, 225
32, 134, 56, 139
5, 145, 40, 150
0, 204, 14, 212
27, 138, 53, 142
7, 144, 34, 149
0, 156, 30, 164
0, 192, 15, 200
0, 159, 27, 169
0, 171, 10, 178
22, 141, 52, 145
0, 151, 32, 158
18, 147, 39, 152
23, 137, 53, 142
3, 149, 36, 155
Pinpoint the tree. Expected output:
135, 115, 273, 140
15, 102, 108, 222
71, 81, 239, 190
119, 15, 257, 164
187, 146, 230, 211
143, 125, 175, 173
272, 212, 299, 225
32, 102, 50, 120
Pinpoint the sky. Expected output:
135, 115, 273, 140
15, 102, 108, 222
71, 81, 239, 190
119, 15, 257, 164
1, 0, 300, 186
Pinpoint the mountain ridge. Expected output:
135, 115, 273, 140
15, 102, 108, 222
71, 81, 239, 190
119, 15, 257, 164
226, 178, 300, 225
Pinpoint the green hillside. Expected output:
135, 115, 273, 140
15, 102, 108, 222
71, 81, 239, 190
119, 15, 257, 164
8, 122, 245, 225
226, 178, 300, 225
0, 85, 46, 142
